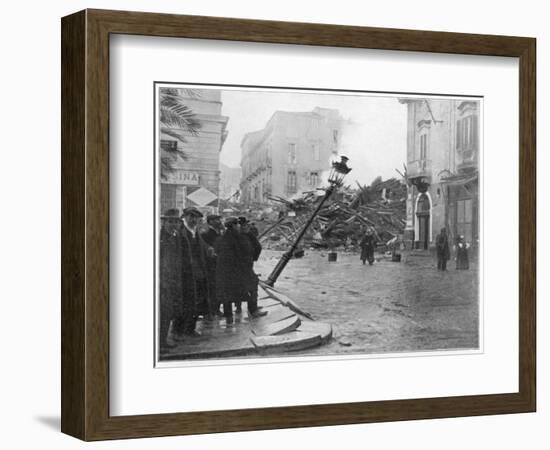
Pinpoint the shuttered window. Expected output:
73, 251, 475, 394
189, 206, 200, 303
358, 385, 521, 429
309, 171, 319, 186
286, 171, 297, 194
456, 115, 479, 152
420, 134, 428, 160
288, 143, 297, 164
312, 144, 320, 161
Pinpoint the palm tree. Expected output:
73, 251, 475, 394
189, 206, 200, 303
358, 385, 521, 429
159, 88, 202, 179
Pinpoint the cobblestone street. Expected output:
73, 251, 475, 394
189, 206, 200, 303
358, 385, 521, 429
255, 249, 479, 356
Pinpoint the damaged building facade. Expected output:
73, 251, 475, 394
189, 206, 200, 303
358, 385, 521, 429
239, 108, 344, 204
400, 98, 480, 250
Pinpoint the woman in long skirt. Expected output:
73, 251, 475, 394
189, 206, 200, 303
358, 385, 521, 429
455, 235, 470, 270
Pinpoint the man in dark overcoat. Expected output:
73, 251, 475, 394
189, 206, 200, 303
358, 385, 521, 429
200, 214, 224, 319
236, 217, 266, 317
159, 209, 183, 350
172, 206, 208, 338
215, 217, 265, 325
435, 227, 451, 271
239, 217, 262, 262
359, 229, 376, 265
249, 222, 259, 238
201, 214, 223, 247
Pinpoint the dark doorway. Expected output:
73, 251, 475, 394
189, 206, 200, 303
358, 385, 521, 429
416, 193, 430, 250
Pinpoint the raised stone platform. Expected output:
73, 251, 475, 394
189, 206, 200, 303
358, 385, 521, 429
159, 287, 332, 361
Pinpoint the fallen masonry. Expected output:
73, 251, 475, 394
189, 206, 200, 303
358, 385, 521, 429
254, 176, 408, 253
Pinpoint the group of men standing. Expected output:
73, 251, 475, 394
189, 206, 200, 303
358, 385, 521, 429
159, 206, 266, 351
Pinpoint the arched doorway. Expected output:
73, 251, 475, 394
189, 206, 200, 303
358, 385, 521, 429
416, 193, 431, 250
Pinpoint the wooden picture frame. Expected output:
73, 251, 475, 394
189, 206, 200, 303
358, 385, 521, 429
61, 9, 536, 441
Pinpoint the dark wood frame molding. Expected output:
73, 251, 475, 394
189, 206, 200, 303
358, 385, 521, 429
61, 9, 536, 441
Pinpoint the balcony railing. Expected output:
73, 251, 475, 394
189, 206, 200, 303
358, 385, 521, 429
407, 159, 432, 178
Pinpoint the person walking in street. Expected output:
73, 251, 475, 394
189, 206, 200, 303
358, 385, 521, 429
435, 227, 451, 271
359, 228, 376, 265
172, 207, 208, 338
455, 235, 470, 270
200, 214, 224, 319
158, 209, 182, 350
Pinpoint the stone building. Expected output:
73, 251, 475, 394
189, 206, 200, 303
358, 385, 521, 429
159, 89, 229, 215
400, 98, 480, 249
219, 163, 242, 202
240, 107, 344, 204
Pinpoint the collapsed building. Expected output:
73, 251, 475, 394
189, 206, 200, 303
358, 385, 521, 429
253, 176, 407, 253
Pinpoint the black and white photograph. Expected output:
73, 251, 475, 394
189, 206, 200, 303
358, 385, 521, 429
3, 0, 544, 446
155, 84, 481, 363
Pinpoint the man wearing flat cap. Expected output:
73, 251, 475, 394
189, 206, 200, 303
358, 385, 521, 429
171, 206, 208, 338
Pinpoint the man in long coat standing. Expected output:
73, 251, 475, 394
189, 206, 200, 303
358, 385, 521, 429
236, 217, 266, 317
215, 217, 266, 325
435, 227, 451, 271
200, 214, 224, 319
159, 209, 183, 350
359, 229, 376, 265
172, 207, 208, 338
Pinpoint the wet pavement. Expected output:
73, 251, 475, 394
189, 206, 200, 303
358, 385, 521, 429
159, 294, 332, 361
254, 249, 480, 356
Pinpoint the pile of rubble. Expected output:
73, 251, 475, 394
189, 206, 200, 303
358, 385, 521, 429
257, 177, 408, 252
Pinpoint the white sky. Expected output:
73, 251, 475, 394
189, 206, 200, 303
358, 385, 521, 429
218, 88, 408, 186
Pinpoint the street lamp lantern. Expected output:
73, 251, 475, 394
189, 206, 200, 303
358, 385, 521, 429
263, 156, 352, 288
328, 156, 352, 188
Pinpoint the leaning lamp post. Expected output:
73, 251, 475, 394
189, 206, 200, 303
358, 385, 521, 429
264, 156, 352, 287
